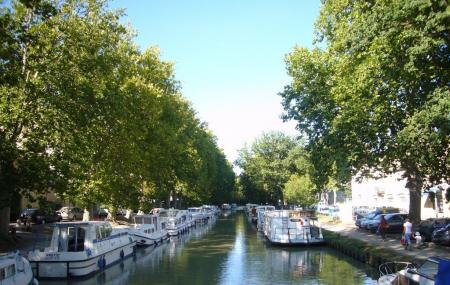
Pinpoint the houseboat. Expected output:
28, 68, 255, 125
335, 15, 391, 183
28, 221, 136, 278
201, 205, 216, 220
263, 210, 324, 245
128, 214, 168, 246
188, 207, 207, 224
159, 209, 191, 236
221, 203, 231, 210
256, 205, 276, 231
0, 251, 38, 285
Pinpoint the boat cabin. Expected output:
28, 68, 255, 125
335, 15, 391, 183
47, 221, 113, 253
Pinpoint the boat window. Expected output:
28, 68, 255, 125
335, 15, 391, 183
134, 216, 143, 224
100, 225, 112, 238
58, 227, 69, 252
67, 226, 85, 252
96, 226, 101, 240
0, 264, 15, 280
161, 222, 166, 229
417, 261, 439, 278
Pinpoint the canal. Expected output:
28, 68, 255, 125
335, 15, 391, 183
40, 212, 378, 285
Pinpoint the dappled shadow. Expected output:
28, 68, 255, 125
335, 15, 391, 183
322, 222, 450, 260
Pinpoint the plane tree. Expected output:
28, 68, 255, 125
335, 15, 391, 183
280, 0, 449, 222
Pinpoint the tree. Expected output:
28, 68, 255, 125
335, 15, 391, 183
0, 0, 236, 234
236, 132, 300, 205
280, 0, 449, 222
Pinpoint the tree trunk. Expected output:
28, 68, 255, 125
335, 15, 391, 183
403, 168, 423, 224
0, 207, 11, 237
408, 187, 422, 224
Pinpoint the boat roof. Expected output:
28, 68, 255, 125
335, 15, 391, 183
54, 221, 109, 227
427, 256, 450, 263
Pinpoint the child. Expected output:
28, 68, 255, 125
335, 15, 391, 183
415, 232, 423, 248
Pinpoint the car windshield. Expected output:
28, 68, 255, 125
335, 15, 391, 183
372, 214, 381, 220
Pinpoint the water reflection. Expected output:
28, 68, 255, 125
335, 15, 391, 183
40, 213, 377, 285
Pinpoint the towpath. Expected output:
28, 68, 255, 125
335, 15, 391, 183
321, 220, 450, 261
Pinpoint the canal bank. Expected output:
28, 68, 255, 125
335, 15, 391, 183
321, 221, 450, 269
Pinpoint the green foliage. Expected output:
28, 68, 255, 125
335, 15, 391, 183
236, 132, 316, 205
283, 174, 318, 207
0, 0, 236, 230
280, 0, 449, 221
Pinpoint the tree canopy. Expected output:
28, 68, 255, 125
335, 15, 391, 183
0, 0, 236, 235
236, 131, 318, 207
280, 0, 449, 221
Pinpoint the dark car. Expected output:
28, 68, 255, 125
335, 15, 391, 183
432, 223, 450, 246
367, 213, 408, 233
417, 218, 450, 242
19, 208, 62, 224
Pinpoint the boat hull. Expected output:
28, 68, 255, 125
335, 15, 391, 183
30, 241, 136, 278
132, 232, 167, 246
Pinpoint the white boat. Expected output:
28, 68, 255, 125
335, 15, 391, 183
159, 209, 190, 236
0, 251, 37, 285
245, 204, 258, 222
28, 221, 136, 278
201, 205, 217, 220
256, 205, 276, 231
378, 257, 450, 285
188, 207, 207, 224
263, 210, 324, 245
221, 203, 231, 210
128, 214, 168, 246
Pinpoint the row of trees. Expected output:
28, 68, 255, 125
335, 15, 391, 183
235, 132, 324, 208
279, 0, 449, 222
0, 0, 235, 236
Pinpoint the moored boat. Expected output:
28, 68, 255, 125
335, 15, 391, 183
0, 251, 38, 285
221, 203, 231, 210
28, 221, 136, 278
256, 205, 275, 231
128, 214, 168, 246
378, 257, 450, 285
159, 209, 191, 236
188, 207, 207, 224
263, 210, 324, 245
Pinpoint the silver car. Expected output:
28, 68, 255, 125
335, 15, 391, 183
57, 207, 84, 221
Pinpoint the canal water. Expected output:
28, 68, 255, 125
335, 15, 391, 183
40, 212, 378, 285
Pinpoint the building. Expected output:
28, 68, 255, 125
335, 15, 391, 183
351, 172, 449, 220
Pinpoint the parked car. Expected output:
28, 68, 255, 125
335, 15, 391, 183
57, 207, 84, 221
417, 218, 450, 242
432, 223, 450, 246
358, 211, 381, 229
18, 208, 62, 224
356, 208, 401, 228
366, 213, 408, 233
353, 206, 372, 220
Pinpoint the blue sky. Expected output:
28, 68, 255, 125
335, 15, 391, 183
110, 0, 321, 162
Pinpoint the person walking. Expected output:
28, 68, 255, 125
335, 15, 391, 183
403, 218, 413, 250
379, 215, 389, 241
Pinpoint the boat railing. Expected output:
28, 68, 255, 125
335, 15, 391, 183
378, 262, 414, 277
266, 210, 316, 219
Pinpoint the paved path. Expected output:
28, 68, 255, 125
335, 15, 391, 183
322, 221, 450, 261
